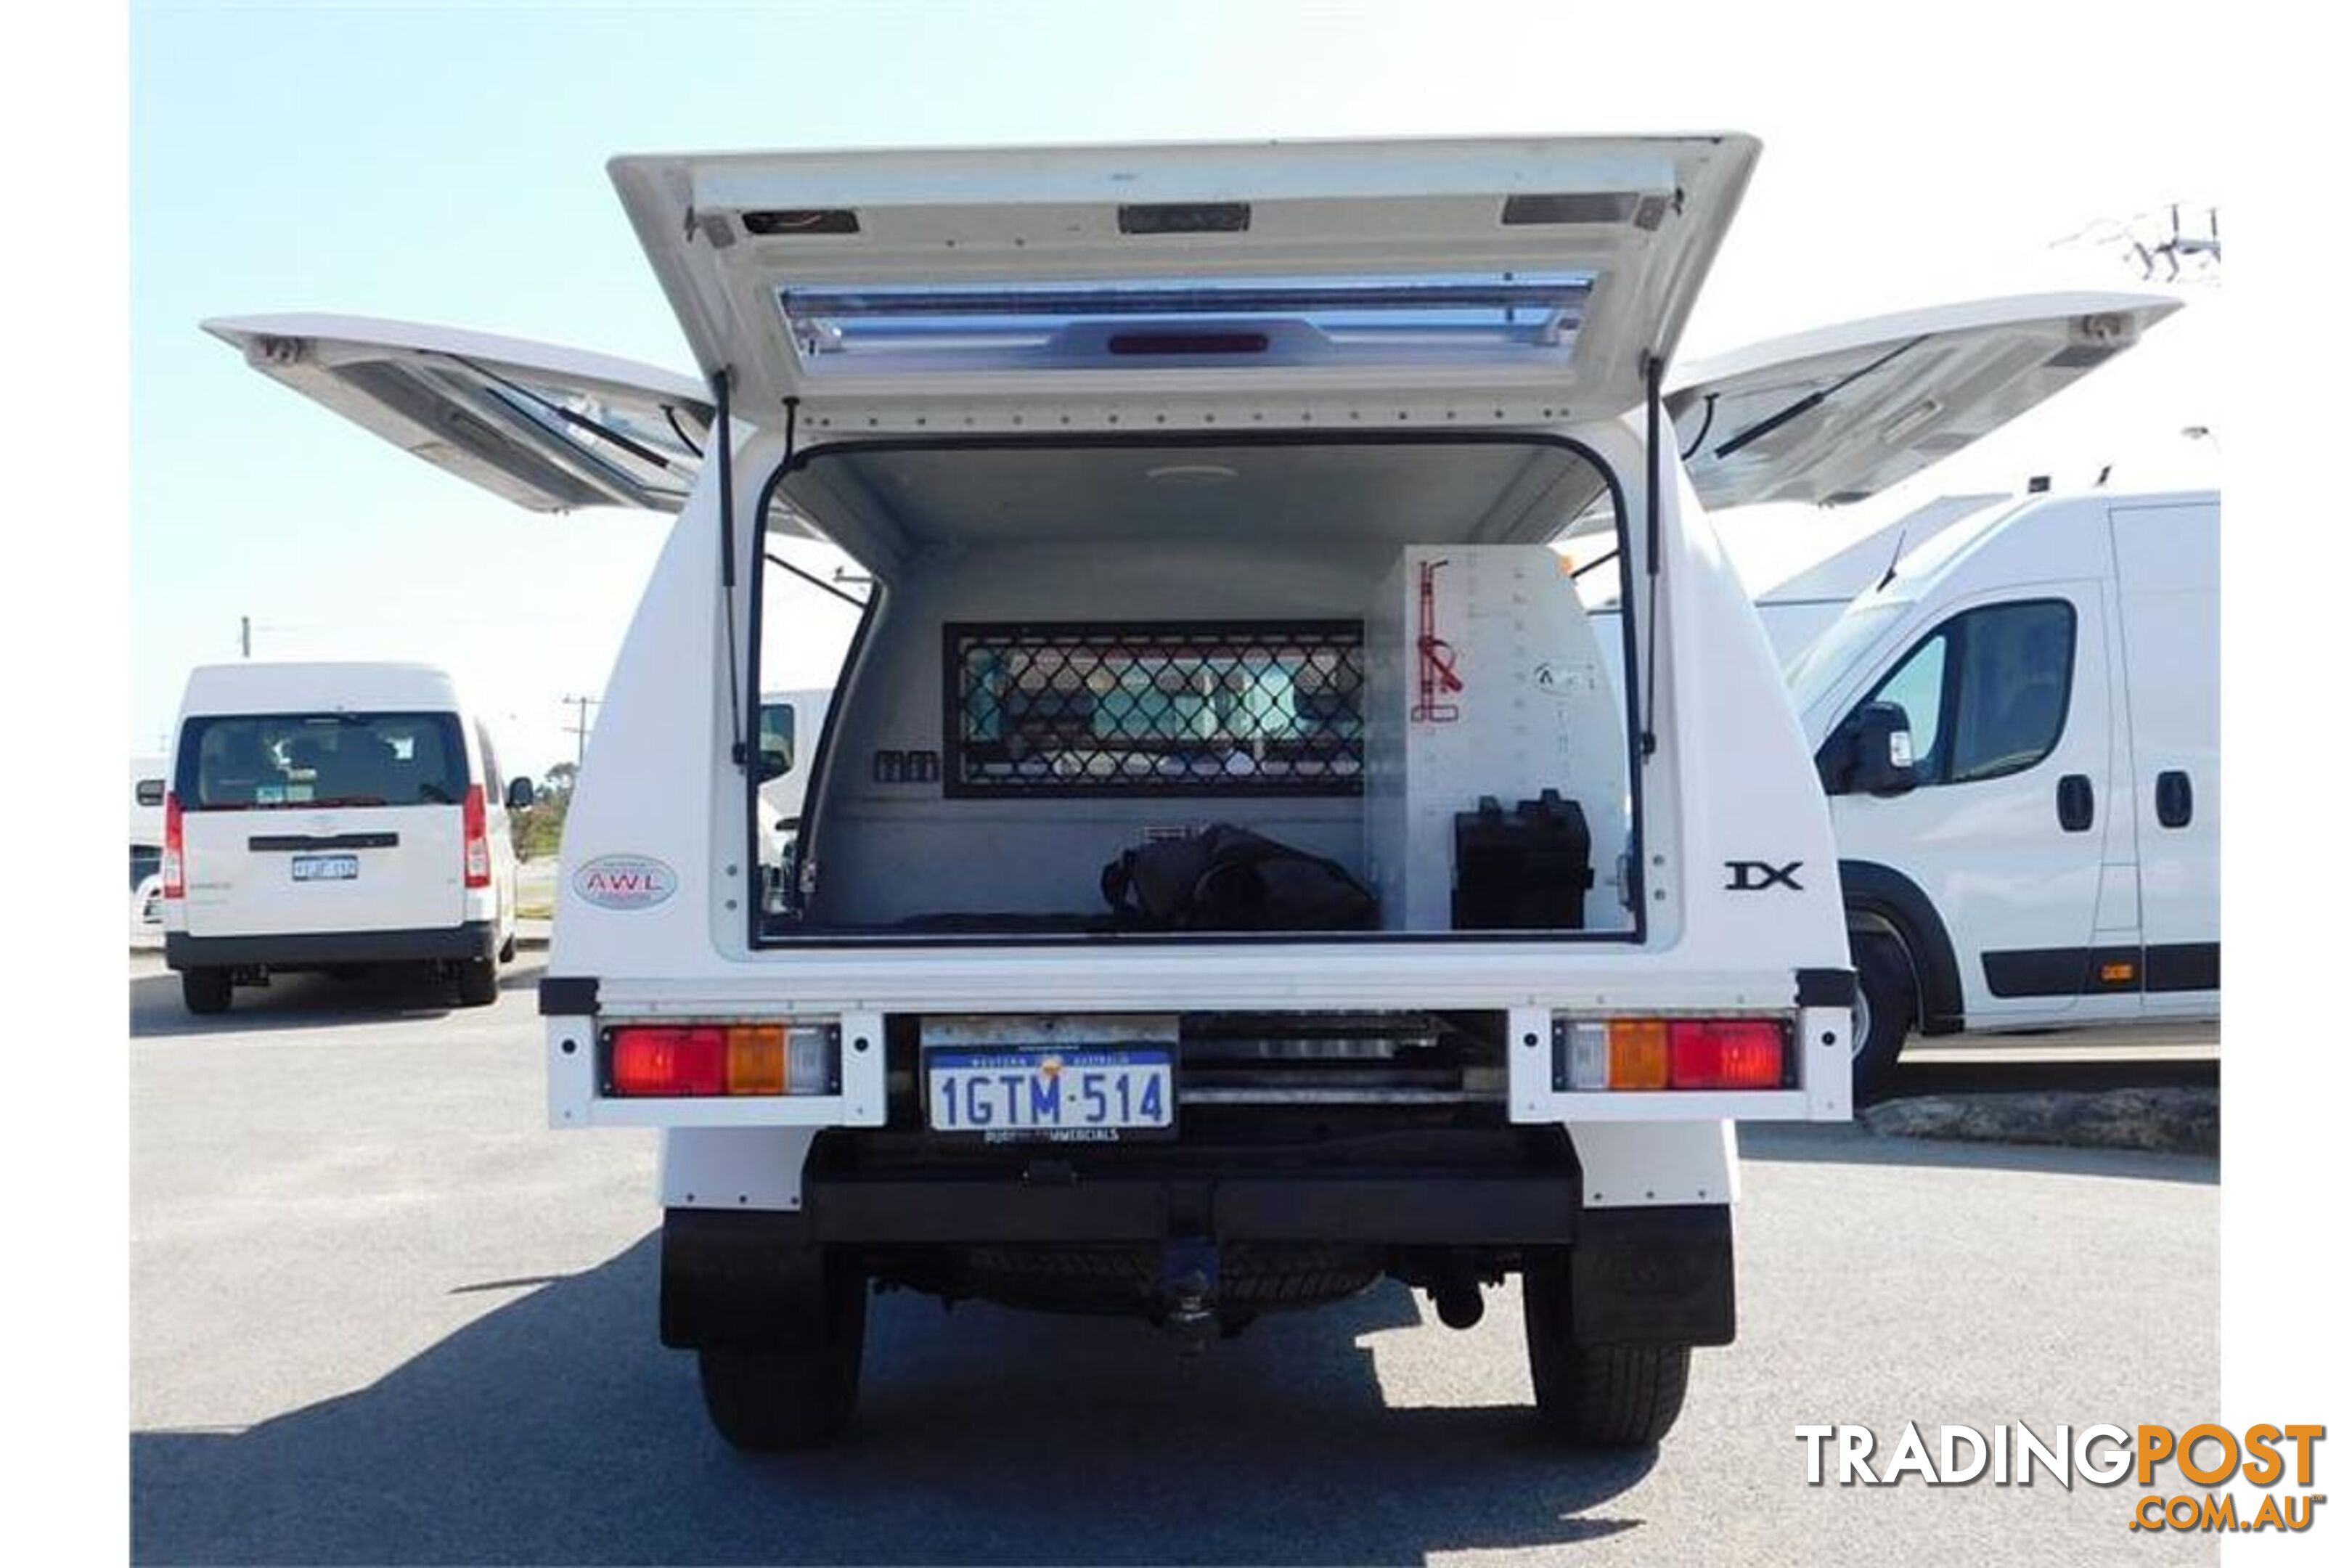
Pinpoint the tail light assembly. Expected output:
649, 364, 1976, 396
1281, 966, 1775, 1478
462, 784, 491, 889
1559, 1017, 1791, 1091
604, 1022, 841, 1098
162, 792, 184, 899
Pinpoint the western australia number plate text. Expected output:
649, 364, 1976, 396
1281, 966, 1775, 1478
926, 1047, 1173, 1142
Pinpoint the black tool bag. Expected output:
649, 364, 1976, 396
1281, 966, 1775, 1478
1102, 825, 1379, 932
1452, 789, 1596, 931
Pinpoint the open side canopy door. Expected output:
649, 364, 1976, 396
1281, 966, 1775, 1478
605, 135, 1760, 431
1667, 292, 2182, 510
202, 314, 714, 513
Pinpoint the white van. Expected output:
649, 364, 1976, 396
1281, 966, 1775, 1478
208, 135, 2179, 1452
130, 754, 169, 944
1787, 487, 2220, 1082
160, 661, 534, 1013
754, 687, 833, 905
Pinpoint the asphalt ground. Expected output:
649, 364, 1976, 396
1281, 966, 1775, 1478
130, 954, 2218, 1565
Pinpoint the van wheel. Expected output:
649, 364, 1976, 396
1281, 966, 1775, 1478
498, 934, 518, 964
454, 959, 499, 1008
1522, 1251, 1690, 1447
1850, 931, 1916, 1097
695, 1265, 867, 1451
181, 968, 232, 1016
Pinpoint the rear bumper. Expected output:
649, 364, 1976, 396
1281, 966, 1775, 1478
166, 920, 497, 970
805, 1169, 1580, 1244
661, 1193, 1736, 1348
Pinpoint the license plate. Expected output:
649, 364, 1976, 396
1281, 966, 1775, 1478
292, 854, 359, 882
926, 1047, 1174, 1141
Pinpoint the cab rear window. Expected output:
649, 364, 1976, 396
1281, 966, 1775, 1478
175, 712, 469, 809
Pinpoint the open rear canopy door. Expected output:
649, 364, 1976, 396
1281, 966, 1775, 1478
607, 136, 1759, 431
203, 314, 714, 513
1667, 292, 2182, 509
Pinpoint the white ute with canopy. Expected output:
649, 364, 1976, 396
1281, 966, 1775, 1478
208, 134, 2177, 1453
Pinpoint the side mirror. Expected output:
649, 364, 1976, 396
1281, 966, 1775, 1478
1820, 701, 1919, 796
756, 748, 791, 783
505, 777, 536, 812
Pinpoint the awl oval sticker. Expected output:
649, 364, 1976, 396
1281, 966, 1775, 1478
572, 854, 678, 911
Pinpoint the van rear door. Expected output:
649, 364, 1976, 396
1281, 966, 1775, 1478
2108, 498, 2220, 1013
1668, 293, 2182, 509
202, 315, 713, 513
605, 135, 1759, 432
175, 711, 473, 939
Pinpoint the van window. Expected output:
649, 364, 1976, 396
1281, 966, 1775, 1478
175, 712, 470, 809
1870, 633, 1947, 769
1855, 598, 2075, 786
1945, 601, 2075, 783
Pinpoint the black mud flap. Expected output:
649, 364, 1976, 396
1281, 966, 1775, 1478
661, 1208, 832, 1350
1569, 1205, 1735, 1347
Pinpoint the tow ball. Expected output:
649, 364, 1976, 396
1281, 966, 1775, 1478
1429, 1265, 1485, 1330
1161, 1238, 1220, 1356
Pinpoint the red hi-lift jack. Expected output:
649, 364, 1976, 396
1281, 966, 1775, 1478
1413, 558, 1463, 723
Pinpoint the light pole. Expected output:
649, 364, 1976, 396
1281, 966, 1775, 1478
563, 694, 600, 769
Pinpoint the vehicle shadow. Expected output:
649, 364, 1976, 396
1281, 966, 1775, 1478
134, 1236, 1658, 1565
1736, 1119, 2218, 1185
127, 954, 544, 1040
1873, 1052, 2218, 1101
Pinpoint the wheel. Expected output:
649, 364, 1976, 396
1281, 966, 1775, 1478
454, 958, 499, 1008
498, 932, 518, 964
1522, 1251, 1691, 1447
695, 1261, 867, 1451
1850, 930, 1916, 1097
181, 967, 232, 1016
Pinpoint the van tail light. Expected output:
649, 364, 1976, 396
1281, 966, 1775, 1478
1562, 1017, 1789, 1090
462, 784, 491, 889
606, 1023, 841, 1098
162, 791, 184, 899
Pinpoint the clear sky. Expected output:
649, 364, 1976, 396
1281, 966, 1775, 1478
128, 1, 2222, 778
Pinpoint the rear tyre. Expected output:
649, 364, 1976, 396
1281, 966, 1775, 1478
497, 933, 518, 964
454, 958, 499, 1008
181, 967, 232, 1016
1522, 1251, 1691, 1447
695, 1262, 868, 1452
1850, 930, 1916, 1098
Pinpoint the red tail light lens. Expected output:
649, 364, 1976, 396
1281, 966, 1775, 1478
610, 1027, 727, 1097
162, 791, 185, 899
462, 784, 490, 889
1666, 1020, 1788, 1089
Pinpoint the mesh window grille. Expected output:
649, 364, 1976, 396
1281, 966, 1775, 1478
946, 621, 1365, 796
